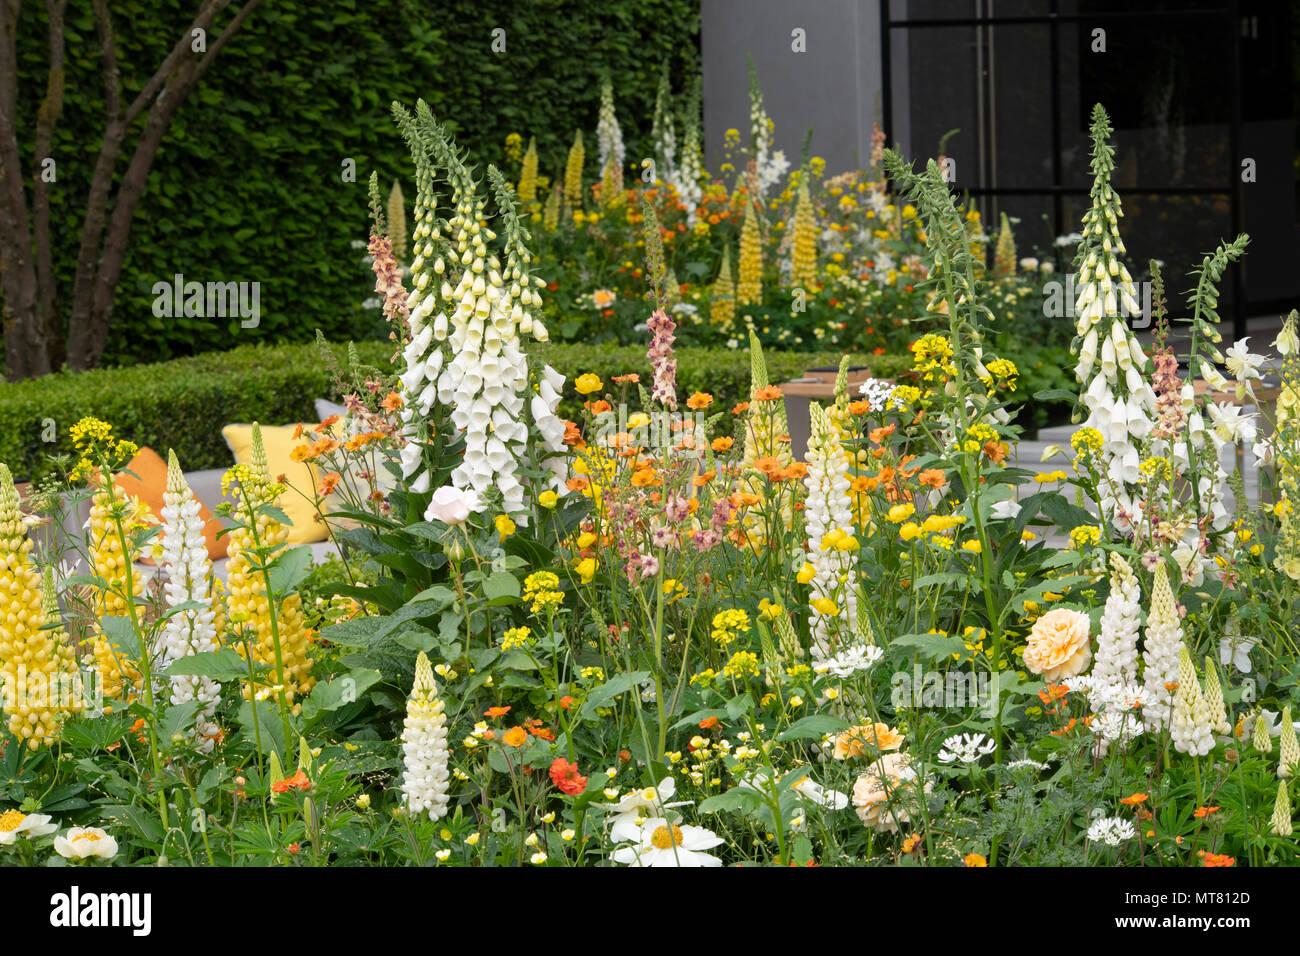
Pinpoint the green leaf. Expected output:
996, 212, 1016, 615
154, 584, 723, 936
698, 788, 762, 814
775, 715, 850, 742
99, 616, 141, 661
301, 668, 383, 724
267, 544, 313, 596
891, 631, 965, 661
579, 670, 650, 718
165, 648, 258, 682
483, 571, 520, 605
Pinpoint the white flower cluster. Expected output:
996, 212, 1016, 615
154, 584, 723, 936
401, 652, 450, 820
672, 122, 704, 224
857, 378, 898, 413
596, 81, 625, 180
821, 643, 883, 679
1087, 815, 1136, 846
747, 73, 789, 198
937, 733, 996, 765
802, 403, 857, 663
155, 451, 220, 753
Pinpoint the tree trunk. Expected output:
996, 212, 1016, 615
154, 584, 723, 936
1, 0, 262, 379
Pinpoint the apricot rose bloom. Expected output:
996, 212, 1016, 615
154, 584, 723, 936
1023, 608, 1092, 682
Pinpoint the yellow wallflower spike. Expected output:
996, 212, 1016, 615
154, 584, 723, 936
789, 174, 817, 289
87, 476, 147, 703
710, 245, 736, 328
517, 136, 539, 204
564, 130, 584, 210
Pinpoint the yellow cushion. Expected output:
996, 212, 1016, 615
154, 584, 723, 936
221, 423, 329, 545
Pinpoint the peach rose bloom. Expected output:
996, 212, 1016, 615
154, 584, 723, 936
1023, 608, 1092, 681
833, 723, 904, 759
851, 752, 932, 833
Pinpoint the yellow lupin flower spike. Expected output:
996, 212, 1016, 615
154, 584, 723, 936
0, 466, 70, 748
1254, 714, 1273, 754
225, 423, 315, 713
87, 473, 147, 705
1201, 657, 1231, 736
1271, 781, 1293, 837
1280, 706, 1300, 779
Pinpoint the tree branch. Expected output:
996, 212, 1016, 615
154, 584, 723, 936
31, 0, 67, 367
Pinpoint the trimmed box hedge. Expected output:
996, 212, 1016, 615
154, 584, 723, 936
0, 340, 906, 483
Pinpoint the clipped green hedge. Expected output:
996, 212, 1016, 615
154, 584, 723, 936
9, 0, 700, 368
0, 340, 906, 483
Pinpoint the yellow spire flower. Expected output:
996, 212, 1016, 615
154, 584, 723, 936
789, 175, 817, 289
87, 476, 148, 704
564, 130, 584, 210
993, 211, 1016, 276
1201, 657, 1231, 736
1254, 714, 1273, 754
736, 197, 762, 307
0, 466, 70, 748
1281, 706, 1300, 778
518, 137, 539, 204
543, 181, 561, 231
225, 424, 315, 714
387, 179, 407, 263
1271, 781, 1293, 836
710, 245, 736, 327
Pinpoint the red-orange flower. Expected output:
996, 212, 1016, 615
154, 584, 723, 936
731, 402, 750, 415
1120, 793, 1149, 806
503, 726, 528, 748
699, 716, 719, 730
753, 385, 783, 402
1193, 806, 1221, 819
919, 468, 946, 490
549, 757, 588, 796
317, 472, 341, 497
381, 391, 404, 412
686, 392, 714, 410
271, 770, 311, 794
1200, 851, 1235, 867
485, 706, 511, 718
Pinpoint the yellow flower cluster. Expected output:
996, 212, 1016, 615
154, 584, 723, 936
711, 609, 751, 647
225, 425, 315, 713
710, 246, 736, 327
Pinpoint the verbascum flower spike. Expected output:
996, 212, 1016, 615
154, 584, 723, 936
803, 403, 857, 663
1092, 551, 1141, 693
1201, 657, 1231, 736
1141, 560, 1184, 732
1170, 645, 1213, 756
736, 197, 763, 307
1281, 706, 1300, 779
789, 175, 817, 289
401, 651, 450, 820
710, 245, 736, 328
1255, 714, 1274, 754
156, 450, 222, 752
1271, 781, 1293, 836
0, 466, 66, 749
564, 130, 585, 210
517, 137, 539, 204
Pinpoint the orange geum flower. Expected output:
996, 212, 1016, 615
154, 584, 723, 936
611, 373, 640, 385
587, 399, 612, 415
503, 726, 528, 747
963, 853, 987, 867
731, 402, 750, 415
381, 391, 404, 412
567, 475, 590, 492
869, 424, 896, 444
1200, 851, 1235, 867
292, 422, 305, 439
780, 463, 808, 480
317, 472, 341, 497
1192, 806, 1221, 819
1050, 718, 1079, 736
754, 456, 782, 477
271, 770, 311, 794
711, 437, 734, 452
485, 706, 511, 718
847, 400, 869, 416
850, 475, 877, 493
919, 468, 947, 490
753, 385, 783, 402
687, 392, 714, 410
631, 468, 658, 487
315, 415, 341, 433
1120, 793, 1149, 806
693, 469, 716, 488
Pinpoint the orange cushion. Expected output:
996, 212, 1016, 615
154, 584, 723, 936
114, 447, 229, 561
